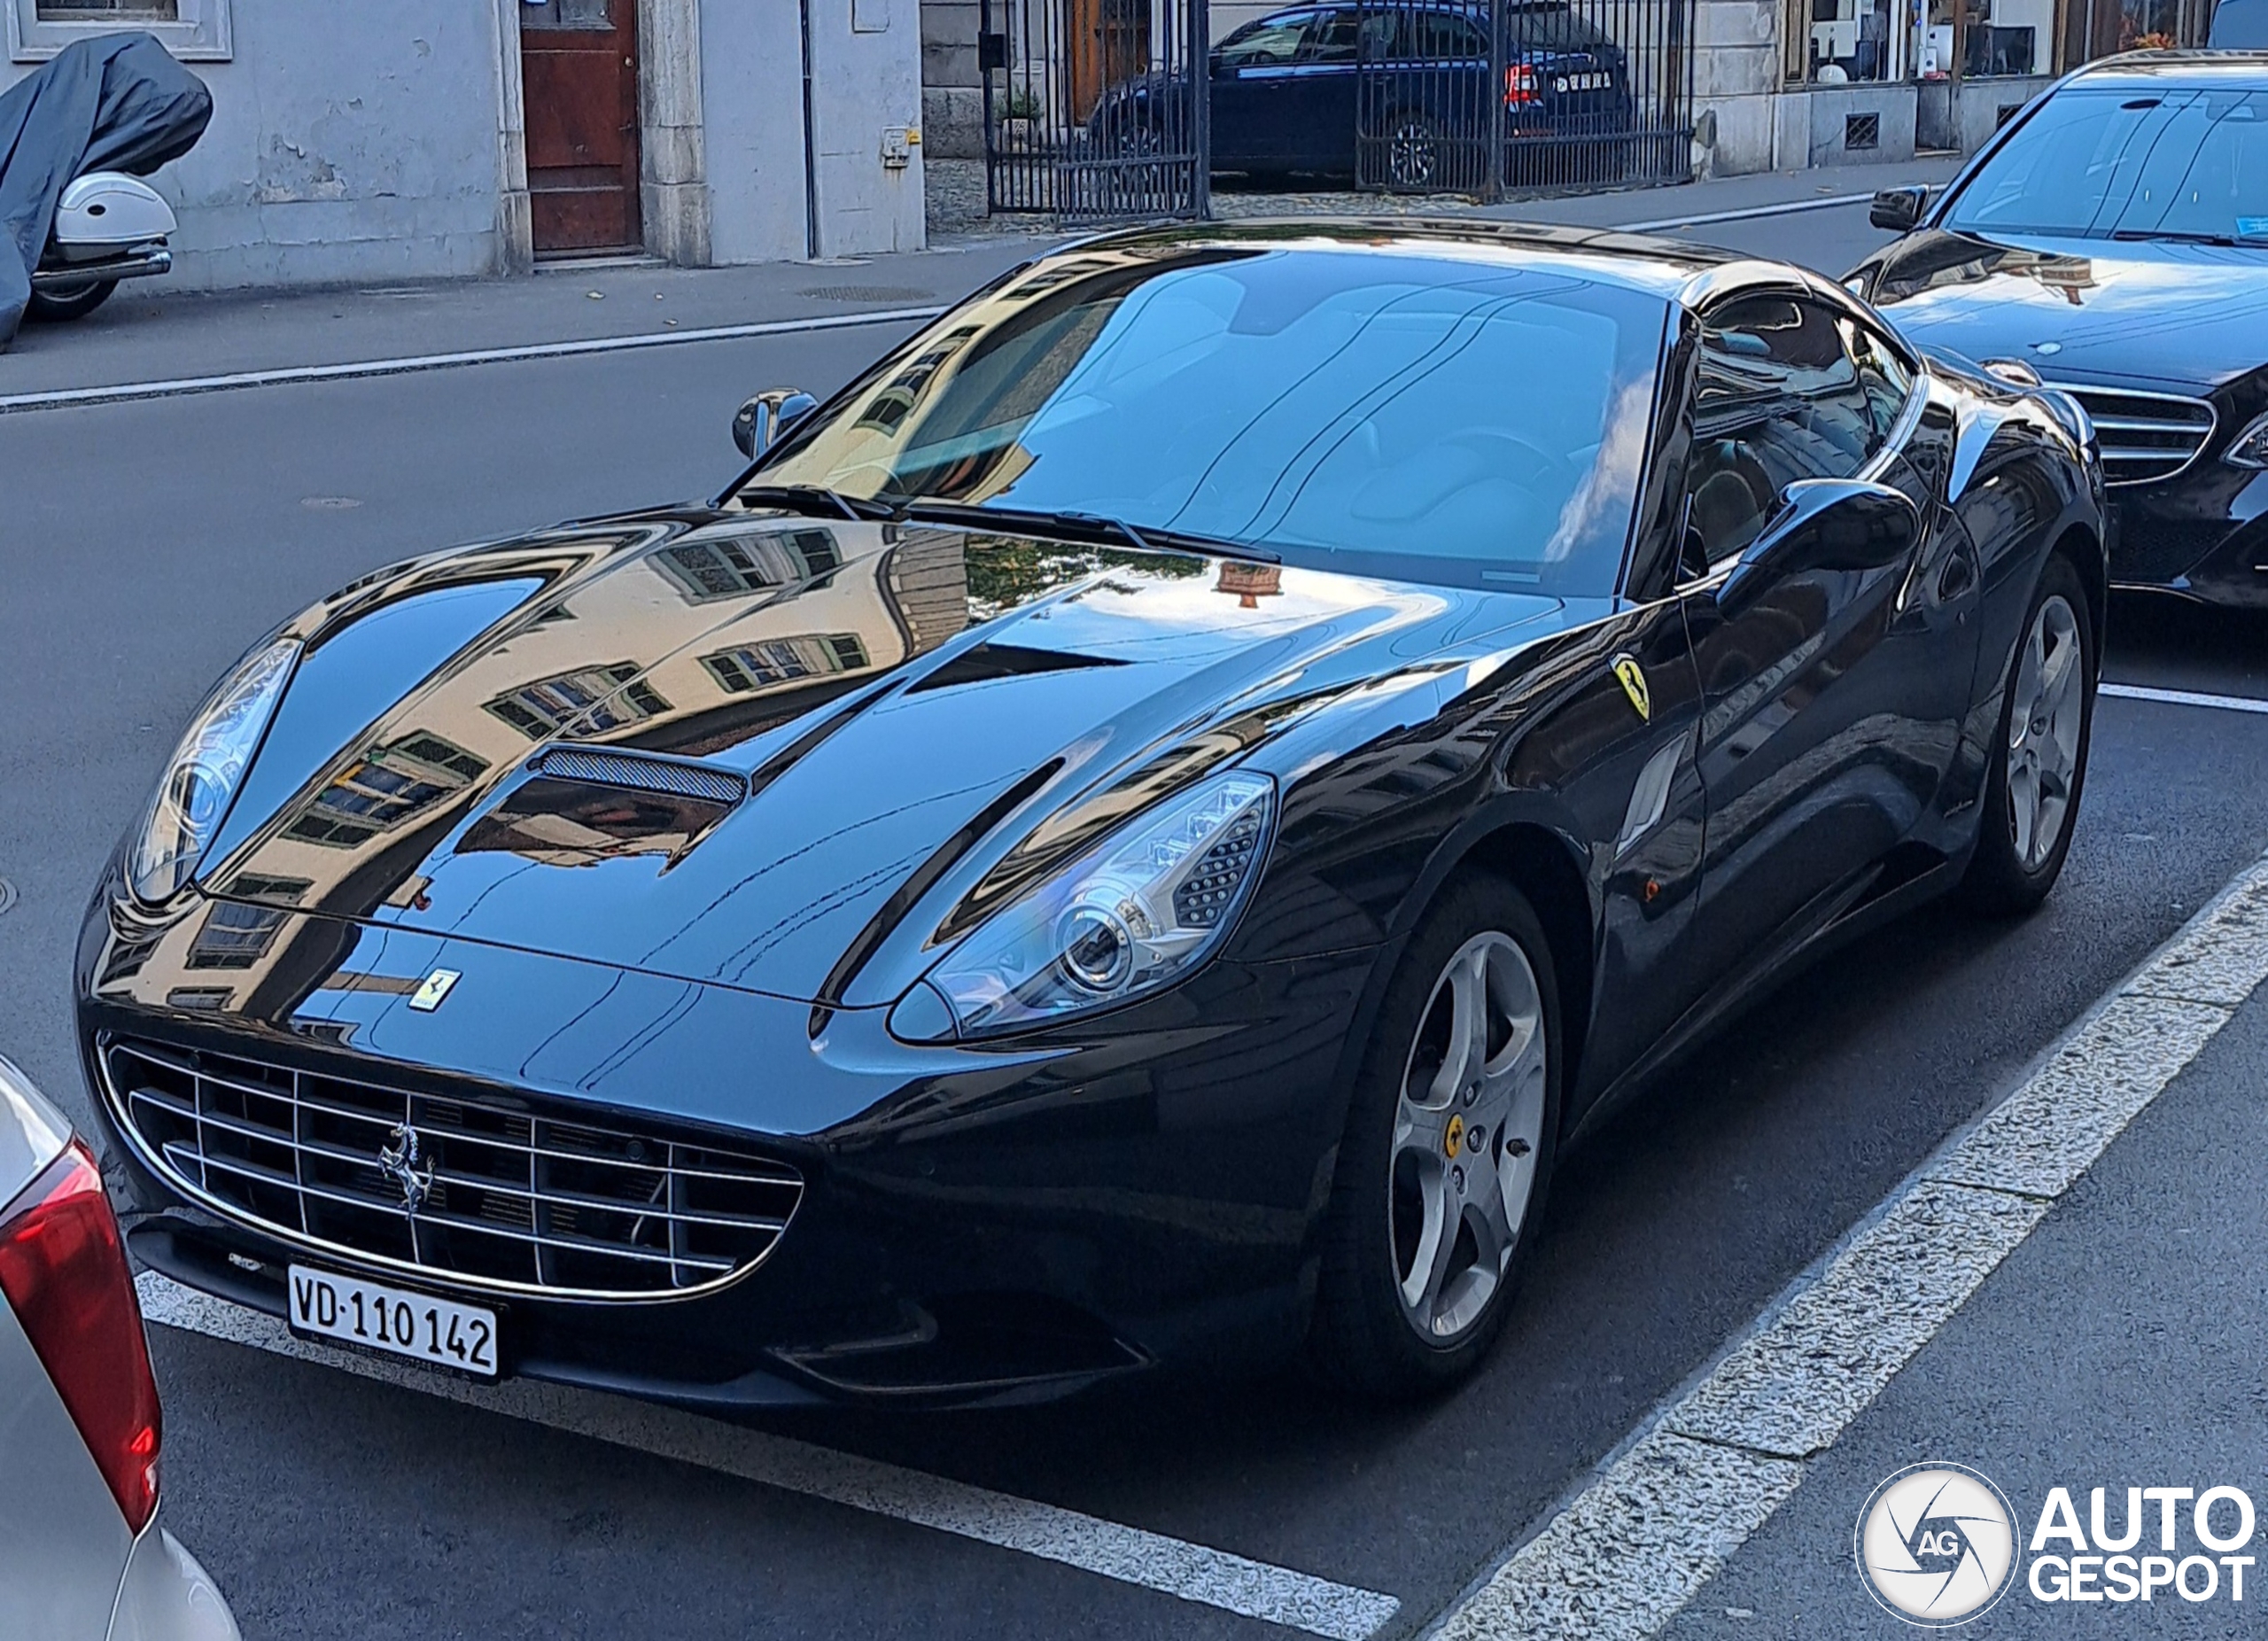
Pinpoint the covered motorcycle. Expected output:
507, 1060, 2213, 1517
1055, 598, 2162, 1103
0, 31, 210, 345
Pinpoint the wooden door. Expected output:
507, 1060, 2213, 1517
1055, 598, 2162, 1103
521, 0, 642, 255
1068, 0, 1152, 123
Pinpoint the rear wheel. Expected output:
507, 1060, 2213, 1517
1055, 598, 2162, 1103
26, 278, 118, 323
1958, 555, 2094, 914
1383, 113, 1446, 189
1311, 875, 1561, 1399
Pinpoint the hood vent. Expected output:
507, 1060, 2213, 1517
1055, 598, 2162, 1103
532, 746, 747, 805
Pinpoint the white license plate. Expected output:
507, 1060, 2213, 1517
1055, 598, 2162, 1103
287, 1264, 499, 1379
1555, 72, 1611, 92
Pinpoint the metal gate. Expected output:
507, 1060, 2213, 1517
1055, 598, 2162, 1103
980, 0, 1212, 219
1355, 0, 1693, 197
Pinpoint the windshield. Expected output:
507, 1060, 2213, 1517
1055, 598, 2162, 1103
755, 243, 1667, 595
2210, 0, 2268, 47
1944, 86, 2268, 243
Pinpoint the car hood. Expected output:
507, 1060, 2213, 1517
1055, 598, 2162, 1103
1865, 228, 2268, 393
193, 509, 1568, 1005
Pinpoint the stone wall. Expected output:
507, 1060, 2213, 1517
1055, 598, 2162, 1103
921, 0, 983, 159
4, 0, 513, 289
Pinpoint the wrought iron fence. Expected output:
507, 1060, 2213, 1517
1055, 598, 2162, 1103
980, 0, 1212, 220
975, 0, 1691, 219
1355, 0, 1694, 197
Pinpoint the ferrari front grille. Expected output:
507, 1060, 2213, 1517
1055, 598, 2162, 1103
103, 1039, 803, 1300
2052, 384, 2217, 487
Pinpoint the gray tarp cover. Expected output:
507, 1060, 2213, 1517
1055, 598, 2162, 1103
0, 32, 210, 347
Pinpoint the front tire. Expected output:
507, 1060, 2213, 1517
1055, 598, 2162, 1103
1958, 554, 2095, 915
1310, 875, 1562, 1399
26, 277, 119, 323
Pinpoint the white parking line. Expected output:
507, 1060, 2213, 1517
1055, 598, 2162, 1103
1423, 851, 2268, 1640
0, 305, 949, 415
1617, 191, 1882, 235
136, 1273, 1399, 1641
2101, 681, 2268, 715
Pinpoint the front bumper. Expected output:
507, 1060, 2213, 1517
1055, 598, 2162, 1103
79, 875, 1374, 1407
2107, 459, 2268, 609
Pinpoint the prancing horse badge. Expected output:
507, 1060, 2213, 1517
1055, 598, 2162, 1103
409, 968, 462, 1013
1611, 654, 1651, 723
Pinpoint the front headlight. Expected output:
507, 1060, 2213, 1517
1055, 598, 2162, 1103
128, 638, 299, 904
2223, 409, 2268, 470
894, 769, 1276, 1040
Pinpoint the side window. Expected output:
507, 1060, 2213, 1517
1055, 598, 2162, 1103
1302, 9, 1361, 62
1357, 9, 1407, 57
1843, 317, 1915, 446
1219, 12, 1312, 66
1413, 12, 1489, 58
1681, 295, 1879, 572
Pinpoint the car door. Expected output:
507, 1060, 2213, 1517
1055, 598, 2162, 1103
1278, 6, 1362, 175
1674, 290, 1953, 986
1209, 10, 1314, 171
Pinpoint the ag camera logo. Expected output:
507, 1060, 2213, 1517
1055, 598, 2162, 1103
1854, 1463, 2019, 1626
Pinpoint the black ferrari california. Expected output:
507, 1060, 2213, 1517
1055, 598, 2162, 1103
1852, 51, 2268, 607
80, 222, 2105, 1406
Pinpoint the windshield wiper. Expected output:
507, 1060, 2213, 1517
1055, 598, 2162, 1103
735, 485, 905, 523
2109, 229, 2243, 246
900, 502, 1281, 564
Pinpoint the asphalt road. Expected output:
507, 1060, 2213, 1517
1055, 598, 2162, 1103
3, 190, 2264, 1640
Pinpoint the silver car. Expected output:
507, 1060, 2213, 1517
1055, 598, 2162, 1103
1, 1054, 238, 1641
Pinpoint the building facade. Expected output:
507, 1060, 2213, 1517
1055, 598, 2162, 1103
4, 0, 928, 291
1693, 0, 2213, 173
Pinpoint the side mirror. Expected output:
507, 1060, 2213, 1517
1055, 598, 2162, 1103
733, 388, 819, 460
1868, 184, 1930, 232
1716, 479, 1920, 618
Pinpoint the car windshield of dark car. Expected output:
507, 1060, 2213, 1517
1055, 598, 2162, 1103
1944, 86, 2268, 243
1504, 3, 1616, 51
755, 246, 1667, 595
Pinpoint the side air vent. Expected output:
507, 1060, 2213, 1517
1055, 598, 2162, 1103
532, 746, 746, 805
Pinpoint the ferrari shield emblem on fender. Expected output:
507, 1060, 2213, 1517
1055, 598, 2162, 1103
1611, 654, 1651, 723
408, 968, 461, 1013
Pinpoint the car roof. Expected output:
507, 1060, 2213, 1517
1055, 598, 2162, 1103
1075, 217, 1750, 304
2062, 47, 2268, 89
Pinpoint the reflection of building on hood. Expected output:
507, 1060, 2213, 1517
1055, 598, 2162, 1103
2022, 255, 2096, 307
1216, 561, 1283, 608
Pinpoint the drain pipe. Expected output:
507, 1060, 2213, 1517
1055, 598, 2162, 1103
798, 0, 820, 259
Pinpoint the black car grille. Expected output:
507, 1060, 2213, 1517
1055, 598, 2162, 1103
2052, 384, 2217, 487
104, 1039, 803, 1300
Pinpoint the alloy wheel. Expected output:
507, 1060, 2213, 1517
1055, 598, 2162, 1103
2006, 592, 2084, 871
1389, 931, 1550, 1343
1387, 121, 1439, 188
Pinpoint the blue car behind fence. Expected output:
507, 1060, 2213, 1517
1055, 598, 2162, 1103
1090, 1, 1645, 190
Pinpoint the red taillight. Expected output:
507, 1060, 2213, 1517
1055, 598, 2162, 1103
0, 1141, 161, 1533
1505, 63, 1541, 105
